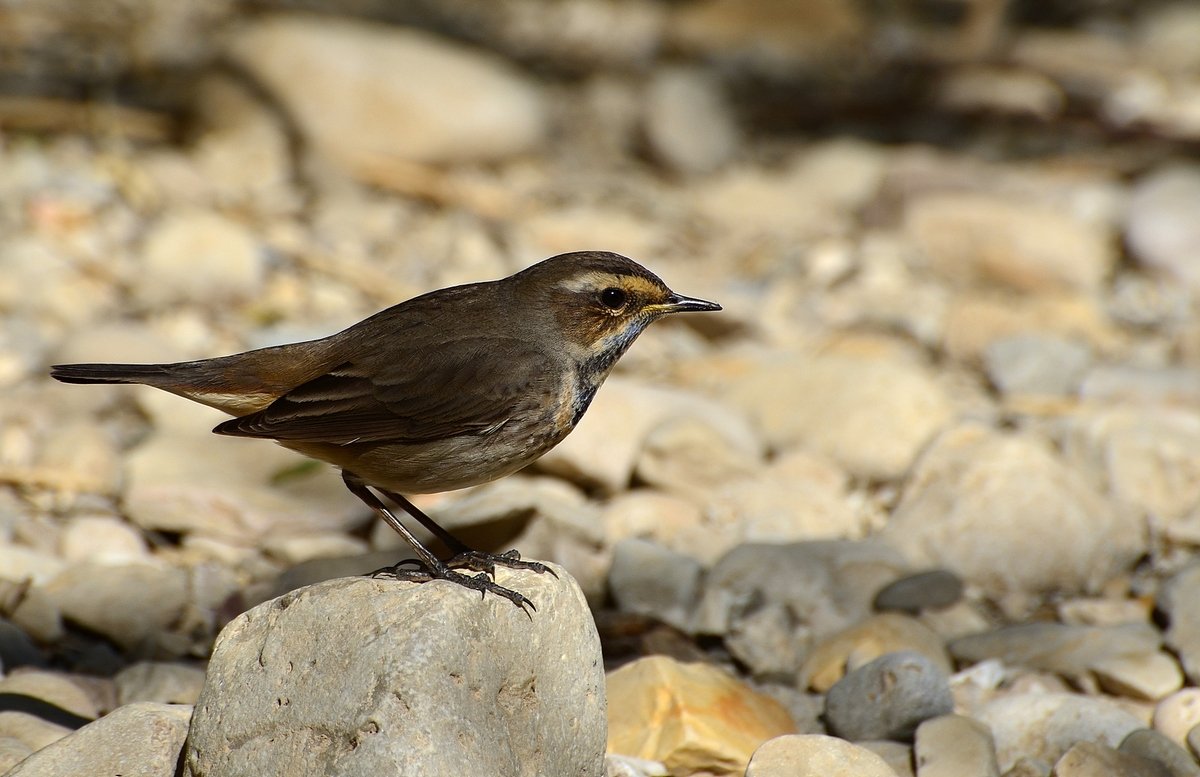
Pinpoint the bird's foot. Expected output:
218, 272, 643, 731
369, 559, 535, 615
446, 548, 557, 579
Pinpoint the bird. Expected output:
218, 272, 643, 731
51, 251, 721, 611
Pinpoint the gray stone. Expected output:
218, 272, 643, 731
0, 619, 45, 670
874, 570, 964, 614
1125, 165, 1200, 288
1153, 689, 1200, 748
745, 734, 901, 777
915, 714, 1000, 777
1159, 563, 1200, 684
983, 334, 1091, 396
860, 741, 915, 777
977, 693, 1144, 772
1052, 741, 1170, 777
824, 651, 954, 741
183, 567, 605, 777
5, 702, 191, 777
608, 538, 702, 631
949, 622, 1162, 678
725, 602, 806, 679
1120, 729, 1200, 777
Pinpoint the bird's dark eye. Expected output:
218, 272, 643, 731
600, 287, 627, 310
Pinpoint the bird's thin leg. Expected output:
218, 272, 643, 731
341, 471, 534, 613
375, 486, 555, 578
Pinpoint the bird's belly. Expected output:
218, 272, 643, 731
283, 425, 567, 494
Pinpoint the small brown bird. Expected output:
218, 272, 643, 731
52, 251, 720, 610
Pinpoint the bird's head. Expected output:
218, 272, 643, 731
513, 251, 721, 369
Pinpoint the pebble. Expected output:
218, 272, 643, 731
1052, 740, 1168, 777
42, 561, 189, 652
58, 515, 149, 565
634, 413, 761, 496
226, 15, 547, 170
725, 601, 808, 679
137, 209, 264, 305
115, 661, 207, 706
1154, 689, 1200, 747
983, 333, 1092, 396
1159, 563, 1200, 684
824, 651, 954, 741
881, 422, 1142, 598
873, 570, 964, 614
1092, 652, 1185, 702
604, 754, 670, 777
642, 66, 738, 176
801, 613, 952, 693
906, 192, 1115, 293
914, 714, 1000, 777
1124, 165, 1200, 288
5, 702, 192, 777
860, 740, 915, 777
949, 622, 1162, 680
745, 734, 900, 777
976, 693, 1145, 772
185, 567, 603, 777
723, 350, 954, 480
607, 655, 794, 775
607, 538, 703, 631
1119, 728, 1200, 777
0, 670, 99, 720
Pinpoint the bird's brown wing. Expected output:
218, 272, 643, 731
213, 336, 557, 445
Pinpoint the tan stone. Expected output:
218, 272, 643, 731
799, 613, 952, 693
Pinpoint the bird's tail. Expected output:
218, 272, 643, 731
50, 363, 176, 386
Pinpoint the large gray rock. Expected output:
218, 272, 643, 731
183, 567, 605, 777
5, 702, 191, 777
823, 651, 954, 741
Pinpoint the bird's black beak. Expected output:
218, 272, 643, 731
658, 292, 722, 314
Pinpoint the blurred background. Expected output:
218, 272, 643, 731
2, 0, 1200, 772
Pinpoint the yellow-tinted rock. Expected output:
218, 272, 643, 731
606, 656, 795, 776
799, 613, 952, 692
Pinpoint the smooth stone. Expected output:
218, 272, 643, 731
1158, 563, 1200, 684
0, 735, 33, 773
1057, 598, 1152, 628
0, 671, 100, 721
115, 661, 208, 706
915, 714, 1000, 777
1052, 740, 1169, 777
137, 209, 264, 305
1079, 367, 1200, 406
983, 334, 1091, 396
906, 192, 1114, 293
642, 66, 738, 175
226, 15, 546, 168
880, 423, 1142, 598
58, 514, 149, 565
725, 601, 808, 679
183, 567, 604, 777
941, 291, 1118, 365
5, 702, 191, 777
1124, 165, 1200, 288
1093, 653, 1184, 702
0, 714, 71, 757
634, 413, 761, 496
1120, 728, 1200, 777
1154, 689, 1200, 746
0, 620, 45, 670
861, 740, 916, 777
693, 541, 908, 642
949, 622, 1162, 679
608, 538, 703, 631
607, 655, 794, 776
976, 693, 1144, 771
745, 734, 900, 777
604, 753, 671, 777
801, 613, 953, 693
42, 561, 188, 652
874, 570, 964, 614
824, 651, 954, 741
723, 350, 954, 480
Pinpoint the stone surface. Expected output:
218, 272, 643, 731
1093, 652, 1185, 702
1159, 563, 1200, 685
723, 350, 954, 480
1120, 728, 1200, 777
983, 334, 1091, 396
873, 570, 964, 614
949, 622, 1163, 680
880, 423, 1142, 598
58, 514, 149, 565
227, 15, 547, 170
607, 538, 702, 631
115, 661, 207, 706
801, 613, 953, 693
184, 567, 604, 777
1125, 165, 1200, 288
606, 655, 794, 776
1052, 741, 1168, 777
137, 209, 264, 305
642, 66, 738, 176
906, 193, 1114, 293
824, 651, 954, 741
745, 734, 900, 777
1154, 689, 1200, 747
914, 714, 1000, 777
976, 693, 1145, 772
42, 561, 189, 652
5, 702, 191, 777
